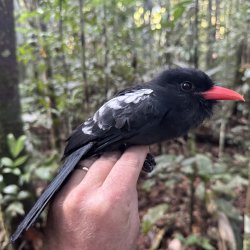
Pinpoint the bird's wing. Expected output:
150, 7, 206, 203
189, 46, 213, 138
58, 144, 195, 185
64, 87, 162, 156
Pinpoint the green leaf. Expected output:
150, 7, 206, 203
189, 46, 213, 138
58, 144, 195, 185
14, 155, 28, 167
91, 0, 103, 6
7, 134, 26, 158
177, 233, 214, 249
17, 190, 30, 200
3, 185, 19, 195
12, 168, 22, 176
154, 154, 182, 174
2, 168, 13, 174
142, 204, 168, 234
187, 235, 214, 250
227, 175, 248, 188
0, 175, 3, 191
38, 98, 50, 110
18, 10, 38, 23
173, 5, 185, 21
1, 157, 14, 167
7, 134, 16, 156
195, 154, 213, 180
142, 179, 156, 192
171, 0, 192, 23
5, 202, 25, 216
1, 194, 15, 205
35, 167, 53, 181
216, 199, 242, 220
181, 156, 196, 167
14, 135, 26, 158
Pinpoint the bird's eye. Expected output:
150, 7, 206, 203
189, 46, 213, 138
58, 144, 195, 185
181, 81, 194, 92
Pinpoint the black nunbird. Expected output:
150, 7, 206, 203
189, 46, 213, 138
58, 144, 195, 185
10, 68, 244, 242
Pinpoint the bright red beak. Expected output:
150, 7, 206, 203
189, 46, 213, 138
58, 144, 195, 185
201, 86, 244, 101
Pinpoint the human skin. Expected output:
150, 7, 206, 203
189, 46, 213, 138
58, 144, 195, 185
43, 146, 149, 250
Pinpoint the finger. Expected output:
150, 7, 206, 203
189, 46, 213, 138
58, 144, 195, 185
53, 157, 96, 200
53, 170, 88, 202
103, 146, 149, 191
65, 157, 96, 187
79, 151, 121, 189
78, 157, 97, 170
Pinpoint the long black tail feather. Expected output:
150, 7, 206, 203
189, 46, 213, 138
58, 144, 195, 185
9, 142, 94, 243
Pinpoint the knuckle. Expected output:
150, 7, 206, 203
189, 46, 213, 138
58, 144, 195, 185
62, 196, 78, 213
85, 193, 111, 217
121, 152, 141, 168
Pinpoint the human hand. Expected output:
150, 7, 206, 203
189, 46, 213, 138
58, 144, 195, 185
43, 146, 149, 250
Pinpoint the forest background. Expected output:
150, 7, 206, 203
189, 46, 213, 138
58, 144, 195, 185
0, 0, 250, 249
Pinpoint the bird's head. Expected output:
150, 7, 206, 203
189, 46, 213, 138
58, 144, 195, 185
156, 67, 244, 105
154, 67, 244, 129
157, 67, 244, 102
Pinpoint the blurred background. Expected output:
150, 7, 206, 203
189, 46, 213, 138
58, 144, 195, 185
0, 0, 250, 249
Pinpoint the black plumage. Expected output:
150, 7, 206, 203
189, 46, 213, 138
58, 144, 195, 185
64, 68, 215, 156
10, 68, 243, 243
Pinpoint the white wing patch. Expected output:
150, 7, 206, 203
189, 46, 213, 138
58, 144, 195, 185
82, 88, 153, 134
82, 118, 93, 134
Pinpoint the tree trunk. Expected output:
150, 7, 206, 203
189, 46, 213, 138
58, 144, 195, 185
39, 20, 61, 150
79, 0, 89, 108
0, 0, 23, 157
58, 0, 71, 137
193, 0, 199, 68
165, 0, 172, 68
206, 0, 214, 68
103, 3, 109, 97
215, 0, 220, 39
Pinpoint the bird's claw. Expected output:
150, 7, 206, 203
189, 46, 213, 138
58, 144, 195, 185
142, 153, 156, 173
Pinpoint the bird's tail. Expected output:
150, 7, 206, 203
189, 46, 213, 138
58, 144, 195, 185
9, 142, 94, 243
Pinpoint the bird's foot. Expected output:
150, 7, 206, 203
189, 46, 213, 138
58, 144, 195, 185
142, 153, 156, 173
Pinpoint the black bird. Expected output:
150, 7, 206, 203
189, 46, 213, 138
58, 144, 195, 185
10, 68, 244, 243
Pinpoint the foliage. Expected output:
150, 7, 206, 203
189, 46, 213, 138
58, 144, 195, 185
142, 203, 168, 233
0, 134, 29, 221
0, 132, 58, 245
152, 152, 248, 218
177, 233, 214, 250
138, 151, 248, 249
